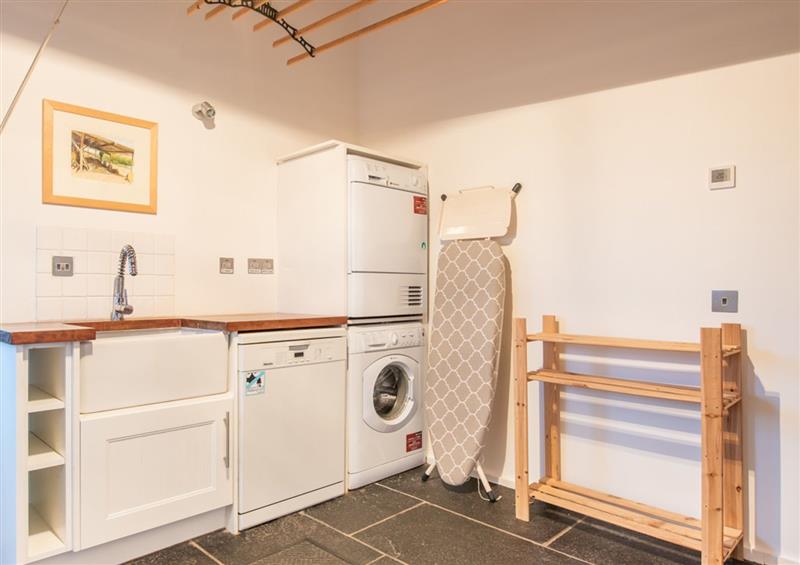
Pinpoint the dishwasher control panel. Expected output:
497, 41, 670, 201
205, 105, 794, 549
239, 337, 347, 371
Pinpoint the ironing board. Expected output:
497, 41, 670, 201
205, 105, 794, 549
423, 184, 519, 498
425, 239, 506, 487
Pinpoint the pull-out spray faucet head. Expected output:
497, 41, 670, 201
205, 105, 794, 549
118, 244, 138, 276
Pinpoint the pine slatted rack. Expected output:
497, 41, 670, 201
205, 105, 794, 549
514, 315, 744, 565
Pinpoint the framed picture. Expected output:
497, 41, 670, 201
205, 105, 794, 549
42, 99, 158, 214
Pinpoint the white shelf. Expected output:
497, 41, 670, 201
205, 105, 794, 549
27, 434, 64, 472
28, 505, 65, 561
27, 386, 64, 414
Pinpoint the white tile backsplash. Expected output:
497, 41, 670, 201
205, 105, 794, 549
62, 297, 88, 320
132, 275, 156, 297
87, 274, 111, 297
111, 231, 134, 250
62, 228, 88, 251
133, 232, 156, 254
87, 229, 112, 252
37, 226, 62, 250
87, 252, 110, 274
62, 275, 87, 297
36, 226, 176, 321
155, 254, 175, 276
135, 297, 155, 317
87, 297, 109, 319
37, 298, 63, 321
36, 250, 52, 273
156, 276, 174, 296
73, 252, 87, 274
137, 253, 156, 275
36, 273, 62, 297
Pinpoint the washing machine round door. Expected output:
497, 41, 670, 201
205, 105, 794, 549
363, 354, 419, 433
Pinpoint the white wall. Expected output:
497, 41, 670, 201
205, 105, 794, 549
0, 0, 358, 322
358, 55, 800, 564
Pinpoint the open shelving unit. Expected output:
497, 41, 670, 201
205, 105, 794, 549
514, 315, 744, 565
24, 345, 71, 562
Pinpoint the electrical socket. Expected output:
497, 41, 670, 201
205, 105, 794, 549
52, 256, 74, 277
712, 290, 738, 313
248, 258, 274, 275
219, 257, 234, 274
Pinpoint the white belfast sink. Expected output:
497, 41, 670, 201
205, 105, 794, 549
79, 328, 228, 413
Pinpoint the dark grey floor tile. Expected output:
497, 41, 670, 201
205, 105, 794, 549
194, 513, 380, 565
550, 518, 701, 565
305, 483, 420, 534
368, 557, 403, 564
378, 466, 580, 543
251, 540, 349, 564
355, 503, 581, 565
124, 542, 216, 565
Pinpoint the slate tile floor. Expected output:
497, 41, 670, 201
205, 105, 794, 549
128, 467, 750, 565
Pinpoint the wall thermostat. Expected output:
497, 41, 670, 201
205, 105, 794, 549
709, 165, 736, 190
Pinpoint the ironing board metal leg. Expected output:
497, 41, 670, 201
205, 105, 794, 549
421, 461, 436, 482
476, 462, 497, 502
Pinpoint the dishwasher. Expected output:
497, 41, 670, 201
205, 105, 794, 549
237, 326, 347, 530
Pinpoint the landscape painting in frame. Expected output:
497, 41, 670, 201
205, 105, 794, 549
43, 100, 158, 214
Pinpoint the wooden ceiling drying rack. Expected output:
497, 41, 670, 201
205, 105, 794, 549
514, 315, 744, 565
187, 0, 448, 66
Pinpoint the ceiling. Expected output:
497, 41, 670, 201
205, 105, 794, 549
355, 0, 800, 127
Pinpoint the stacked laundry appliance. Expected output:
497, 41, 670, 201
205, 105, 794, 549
277, 140, 429, 489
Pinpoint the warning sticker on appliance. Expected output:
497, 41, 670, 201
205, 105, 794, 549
245, 371, 265, 396
413, 196, 428, 215
406, 431, 423, 452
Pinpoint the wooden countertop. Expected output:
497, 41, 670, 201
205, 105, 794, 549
180, 313, 348, 332
0, 322, 97, 345
0, 313, 347, 345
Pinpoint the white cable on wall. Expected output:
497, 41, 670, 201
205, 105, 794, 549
0, 0, 69, 135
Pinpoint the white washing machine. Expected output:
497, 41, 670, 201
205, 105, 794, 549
347, 323, 426, 489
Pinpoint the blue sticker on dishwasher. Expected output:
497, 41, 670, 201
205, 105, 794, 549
245, 371, 265, 395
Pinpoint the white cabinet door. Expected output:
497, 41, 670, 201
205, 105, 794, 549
349, 182, 428, 274
79, 396, 232, 549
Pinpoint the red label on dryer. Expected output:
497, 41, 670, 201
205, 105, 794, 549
413, 196, 428, 215
406, 431, 423, 452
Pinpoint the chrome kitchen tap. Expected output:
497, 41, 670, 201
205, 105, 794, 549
111, 244, 138, 321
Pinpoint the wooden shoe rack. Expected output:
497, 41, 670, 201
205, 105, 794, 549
513, 315, 744, 565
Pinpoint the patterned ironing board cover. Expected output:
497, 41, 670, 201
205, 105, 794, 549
425, 239, 506, 486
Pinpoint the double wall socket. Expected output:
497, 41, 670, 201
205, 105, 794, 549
52, 256, 74, 277
248, 258, 274, 275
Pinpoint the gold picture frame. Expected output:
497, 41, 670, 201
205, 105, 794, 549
42, 99, 158, 214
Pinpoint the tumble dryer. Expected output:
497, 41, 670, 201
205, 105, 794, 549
276, 140, 428, 323
346, 323, 425, 489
